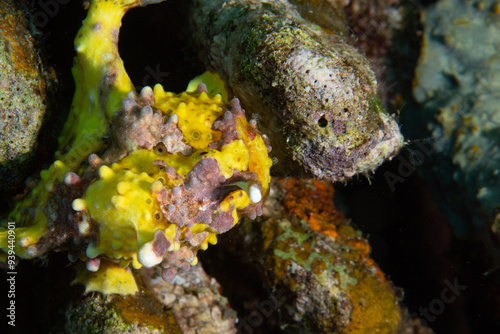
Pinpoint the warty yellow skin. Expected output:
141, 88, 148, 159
0, 0, 272, 295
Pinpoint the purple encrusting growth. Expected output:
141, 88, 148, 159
112, 88, 193, 157
156, 158, 233, 231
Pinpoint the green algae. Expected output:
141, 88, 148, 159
273, 219, 358, 290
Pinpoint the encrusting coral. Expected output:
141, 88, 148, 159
0, 0, 272, 295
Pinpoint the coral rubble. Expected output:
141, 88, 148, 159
6, 250, 237, 333
140, 264, 237, 334
66, 263, 237, 333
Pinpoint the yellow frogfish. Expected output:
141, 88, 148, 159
0, 0, 272, 295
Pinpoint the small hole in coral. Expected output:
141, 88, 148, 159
155, 212, 161, 220
318, 116, 328, 128
146, 198, 152, 204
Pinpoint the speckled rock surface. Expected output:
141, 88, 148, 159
0, 0, 50, 195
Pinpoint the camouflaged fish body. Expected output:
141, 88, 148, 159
189, 0, 403, 181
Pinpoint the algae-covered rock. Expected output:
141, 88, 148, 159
0, 0, 50, 195
66, 292, 182, 334
220, 178, 431, 333
411, 0, 500, 235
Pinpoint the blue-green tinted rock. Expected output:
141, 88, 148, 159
412, 0, 500, 233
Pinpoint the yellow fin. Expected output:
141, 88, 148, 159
73, 260, 138, 295
187, 71, 230, 103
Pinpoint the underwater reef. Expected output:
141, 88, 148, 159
0, 0, 399, 293
8, 0, 500, 333
66, 264, 237, 333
